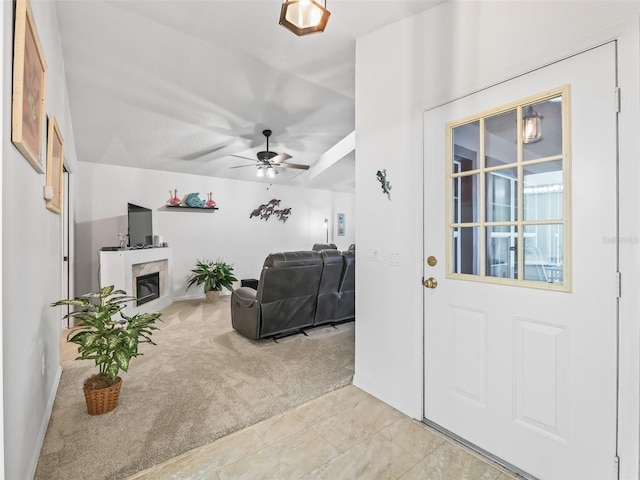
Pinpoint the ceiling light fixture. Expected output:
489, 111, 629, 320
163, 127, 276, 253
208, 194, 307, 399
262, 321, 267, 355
279, 0, 330, 36
256, 167, 265, 178
266, 166, 276, 179
523, 105, 543, 144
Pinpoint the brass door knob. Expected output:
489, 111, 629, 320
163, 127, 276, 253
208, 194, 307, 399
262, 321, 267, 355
423, 277, 438, 289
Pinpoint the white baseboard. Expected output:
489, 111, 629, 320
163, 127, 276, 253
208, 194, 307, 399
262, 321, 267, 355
172, 293, 205, 301
353, 374, 422, 420
27, 365, 62, 480
173, 290, 232, 302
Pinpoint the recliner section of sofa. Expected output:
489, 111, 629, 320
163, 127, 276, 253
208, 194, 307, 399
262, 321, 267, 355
312, 243, 337, 251
231, 249, 355, 340
231, 251, 323, 340
334, 250, 355, 323
313, 249, 344, 327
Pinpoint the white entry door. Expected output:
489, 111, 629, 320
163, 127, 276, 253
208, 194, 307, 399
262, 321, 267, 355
423, 43, 618, 480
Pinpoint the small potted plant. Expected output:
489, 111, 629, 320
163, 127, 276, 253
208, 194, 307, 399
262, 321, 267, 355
52, 285, 162, 415
186, 258, 237, 302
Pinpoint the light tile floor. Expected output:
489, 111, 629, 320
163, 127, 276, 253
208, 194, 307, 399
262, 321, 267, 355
126, 385, 522, 480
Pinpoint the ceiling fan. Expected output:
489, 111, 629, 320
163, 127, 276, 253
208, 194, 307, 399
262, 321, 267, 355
229, 129, 309, 178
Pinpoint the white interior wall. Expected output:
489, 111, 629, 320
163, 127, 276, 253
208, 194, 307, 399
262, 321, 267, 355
2, 1, 79, 478
0, 2, 5, 478
74, 162, 355, 298
355, 2, 640, 478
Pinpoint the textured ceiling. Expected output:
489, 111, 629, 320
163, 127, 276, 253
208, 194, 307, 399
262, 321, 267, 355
56, 0, 445, 192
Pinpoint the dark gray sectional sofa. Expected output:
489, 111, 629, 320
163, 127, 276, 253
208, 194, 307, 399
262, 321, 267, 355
230, 248, 355, 340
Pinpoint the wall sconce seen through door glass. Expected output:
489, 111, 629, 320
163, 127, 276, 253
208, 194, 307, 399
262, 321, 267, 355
523, 105, 543, 144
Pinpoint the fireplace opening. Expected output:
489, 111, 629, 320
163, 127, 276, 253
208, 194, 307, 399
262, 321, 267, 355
136, 272, 160, 306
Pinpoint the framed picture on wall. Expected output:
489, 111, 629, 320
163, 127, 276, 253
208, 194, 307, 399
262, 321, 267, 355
337, 212, 345, 236
46, 117, 64, 214
12, 0, 47, 173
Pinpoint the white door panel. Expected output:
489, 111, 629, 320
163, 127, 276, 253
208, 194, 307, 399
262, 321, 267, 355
424, 43, 617, 480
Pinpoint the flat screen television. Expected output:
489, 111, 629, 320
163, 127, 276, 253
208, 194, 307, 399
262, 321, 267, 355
127, 203, 153, 248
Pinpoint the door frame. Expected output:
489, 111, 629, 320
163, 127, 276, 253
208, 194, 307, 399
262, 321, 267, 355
62, 167, 70, 328
0, 3, 6, 478
421, 16, 640, 480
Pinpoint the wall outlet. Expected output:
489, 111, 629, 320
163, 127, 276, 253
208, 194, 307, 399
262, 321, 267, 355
389, 252, 401, 266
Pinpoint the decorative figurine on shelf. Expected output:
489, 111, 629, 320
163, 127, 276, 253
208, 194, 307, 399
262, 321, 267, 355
118, 233, 127, 249
206, 192, 216, 208
168, 189, 181, 206
376, 169, 392, 200
184, 192, 205, 208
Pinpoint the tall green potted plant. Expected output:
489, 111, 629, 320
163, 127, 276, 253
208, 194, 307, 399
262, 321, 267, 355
186, 258, 237, 302
52, 285, 162, 415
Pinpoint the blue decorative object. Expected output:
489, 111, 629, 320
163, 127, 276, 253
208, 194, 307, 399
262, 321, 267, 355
184, 193, 205, 208
337, 213, 345, 236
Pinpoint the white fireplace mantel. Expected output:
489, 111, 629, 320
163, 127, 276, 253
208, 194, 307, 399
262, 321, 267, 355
99, 247, 173, 315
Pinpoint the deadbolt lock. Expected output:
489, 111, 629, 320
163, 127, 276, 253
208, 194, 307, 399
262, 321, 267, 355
427, 256, 437, 267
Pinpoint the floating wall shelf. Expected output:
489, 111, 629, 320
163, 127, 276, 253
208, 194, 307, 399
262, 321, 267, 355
165, 205, 219, 211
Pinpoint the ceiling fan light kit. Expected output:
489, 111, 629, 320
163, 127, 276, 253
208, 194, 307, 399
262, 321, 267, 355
279, 0, 330, 36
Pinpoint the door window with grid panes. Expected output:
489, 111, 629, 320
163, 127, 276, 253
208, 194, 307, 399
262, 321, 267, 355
447, 87, 570, 290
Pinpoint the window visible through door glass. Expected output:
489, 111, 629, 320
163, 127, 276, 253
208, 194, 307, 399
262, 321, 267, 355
524, 161, 563, 221
447, 89, 569, 289
486, 169, 518, 222
453, 121, 480, 171
452, 174, 479, 224
523, 97, 563, 161
486, 110, 517, 168
453, 226, 480, 275
486, 225, 518, 279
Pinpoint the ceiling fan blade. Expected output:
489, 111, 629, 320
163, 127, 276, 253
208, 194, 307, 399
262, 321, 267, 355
269, 153, 292, 163
231, 154, 259, 163
273, 162, 309, 170
229, 164, 258, 169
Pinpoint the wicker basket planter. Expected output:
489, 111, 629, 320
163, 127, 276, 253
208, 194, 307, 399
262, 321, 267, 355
206, 290, 220, 303
83, 377, 122, 415
53, 286, 162, 416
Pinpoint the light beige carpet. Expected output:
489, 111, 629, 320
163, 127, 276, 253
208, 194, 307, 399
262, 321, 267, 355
35, 297, 355, 480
